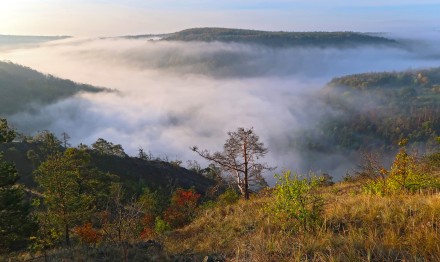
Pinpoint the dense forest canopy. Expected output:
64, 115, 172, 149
300, 68, 440, 152
0, 61, 107, 115
0, 138, 213, 194
328, 67, 440, 91
125, 27, 398, 48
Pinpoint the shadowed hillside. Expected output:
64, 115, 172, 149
0, 141, 214, 194
0, 61, 107, 115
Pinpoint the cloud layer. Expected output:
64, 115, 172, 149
1, 35, 440, 182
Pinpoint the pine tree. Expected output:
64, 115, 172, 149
0, 118, 35, 252
34, 148, 95, 245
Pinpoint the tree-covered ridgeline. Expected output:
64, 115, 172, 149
0, 61, 107, 115
125, 27, 398, 48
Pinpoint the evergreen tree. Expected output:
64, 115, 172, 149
0, 118, 35, 252
34, 148, 95, 245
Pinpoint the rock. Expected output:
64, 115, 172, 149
203, 254, 225, 262
136, 239, 163, 250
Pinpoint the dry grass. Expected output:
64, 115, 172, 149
161, 182, 440, 261
4, 182, 440, 261
1, 243, 168, 262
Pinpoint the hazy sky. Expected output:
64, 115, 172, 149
1, 0, 439, 36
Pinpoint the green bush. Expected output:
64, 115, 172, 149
363, 143, 440, 195
268, 171, 324, 233
218, 188, 240, 205
154, 217, 171, 234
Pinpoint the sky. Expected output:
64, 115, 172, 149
1, 0, 440, 36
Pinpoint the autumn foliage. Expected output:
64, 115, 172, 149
139, 214, 155, 239
73, 223, 101, 245
164, 188, 201, 228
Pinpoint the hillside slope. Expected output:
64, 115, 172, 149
0, 141, 214, 194
0, 61, 107, 115
302, 68, 440, 152
161, 185, 440, 261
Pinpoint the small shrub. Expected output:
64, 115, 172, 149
218, 188, 240, 205
164, 188, 201, 228
72, 223, 101, 245
154, 217, 171, 234
199, 200, 216, 211
363, 141, 440, 195
139, 214, 155, 239
268, 171, 325, 233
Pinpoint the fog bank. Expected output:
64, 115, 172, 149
1, 34, 440, 182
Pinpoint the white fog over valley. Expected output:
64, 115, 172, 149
1, 32, 440, 182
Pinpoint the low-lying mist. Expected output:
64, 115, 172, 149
1, 33, 440, 182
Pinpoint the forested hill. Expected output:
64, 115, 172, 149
296, 68, 440, 153
328, 67, 440, 91
0, 140, 214, 194
126, 27, 398, 48
0, 61, 107, 115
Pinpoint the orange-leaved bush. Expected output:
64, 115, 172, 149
73, 223, 101, 245
164, 188, 201, 228
139, 214, 155, 239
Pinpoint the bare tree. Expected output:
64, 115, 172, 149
192, 127, 272, 200
101, 184, 145, 261
61, 132, 71, 148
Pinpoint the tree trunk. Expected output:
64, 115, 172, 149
244, 172, 249, 200
65, 223, 70, 245
243, 139, 249, 200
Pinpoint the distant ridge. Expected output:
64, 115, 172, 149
125, 27, 398, 48
0, 61, 107, 115
327, 67, 440, 91
0, 35, 70, 45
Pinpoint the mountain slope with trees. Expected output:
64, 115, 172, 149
0, 138, 214, 195
0, 116, 439, 260
298, 67, 440, 153
0, 61, 107, 115
3, 136, 439, 261
0, 120, 216, 257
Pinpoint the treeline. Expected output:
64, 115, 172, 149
0, 118, 221, 259
0, 61, 107, 115
129, 27, 397, 48
328, 67, 440, 91
297, 68, 440, 152
1, 134, 213, 193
